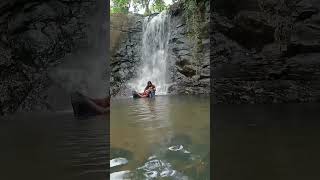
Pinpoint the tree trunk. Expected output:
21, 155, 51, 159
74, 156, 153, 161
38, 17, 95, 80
144, 0, 151, 14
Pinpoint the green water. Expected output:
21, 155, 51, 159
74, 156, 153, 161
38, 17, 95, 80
110, 95, 210, 179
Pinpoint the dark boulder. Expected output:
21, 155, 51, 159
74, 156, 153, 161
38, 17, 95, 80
231, 11, 276, 50
71, 92, 109, 117
289, 14, 320, 55
293, 0, 320, 20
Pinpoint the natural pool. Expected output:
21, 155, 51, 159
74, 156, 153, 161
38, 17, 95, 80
0, 111, 108, 180
110, 95, 210, 179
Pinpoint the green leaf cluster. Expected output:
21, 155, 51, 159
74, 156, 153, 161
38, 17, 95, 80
184, 0, 203, 66
111, 0, 168, 15
111, 0, 130, 14
150, 0, 168, 14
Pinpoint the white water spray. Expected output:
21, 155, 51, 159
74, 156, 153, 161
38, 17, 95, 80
128, 12, 170, 95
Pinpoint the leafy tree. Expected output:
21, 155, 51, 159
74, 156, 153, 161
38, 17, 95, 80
132, 0, 151, 15
151, 0, 167, 13
111, 0, 130, 14
142, 0, 152, 15
111, 0, 169, 15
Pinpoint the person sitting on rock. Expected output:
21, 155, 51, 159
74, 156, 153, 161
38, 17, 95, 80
137, 81, 156, 97
145, 81, 156, 97
138, 89, 151, 97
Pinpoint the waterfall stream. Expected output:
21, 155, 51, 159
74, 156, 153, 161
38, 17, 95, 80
128, 12, 170, 95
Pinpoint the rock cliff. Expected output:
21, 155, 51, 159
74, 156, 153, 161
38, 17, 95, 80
212, 0, 320, 104
167, 0, 210, 95
0, 0, 107, 115
110, 0, 210, 96
110, 13, 144, 96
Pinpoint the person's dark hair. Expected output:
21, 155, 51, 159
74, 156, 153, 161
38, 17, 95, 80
145, 81, 152, 91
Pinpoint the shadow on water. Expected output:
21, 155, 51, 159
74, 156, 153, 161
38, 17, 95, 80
0, 111, 109, 180
213, 103, 320, 180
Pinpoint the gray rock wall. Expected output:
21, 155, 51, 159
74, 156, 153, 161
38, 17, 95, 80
0, 0, 106, 115
110, 13, 144, 96
212, 0, 320, 104
167, 1, 210, 95
110, 1, 210, 96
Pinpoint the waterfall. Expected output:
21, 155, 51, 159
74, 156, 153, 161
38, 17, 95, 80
128, 12, 170, 95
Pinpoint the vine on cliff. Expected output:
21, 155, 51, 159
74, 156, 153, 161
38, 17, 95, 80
184, 0, 205, 75
258, 0, 294, 47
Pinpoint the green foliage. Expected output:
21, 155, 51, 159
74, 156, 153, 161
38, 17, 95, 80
183, 0, 204, 70
111, 0, 168, 15
258, 0, 293, 44
111, 0, 130, 14
151, 0, 168, 13
129, 0, 151, 15
142, 0, 151, 15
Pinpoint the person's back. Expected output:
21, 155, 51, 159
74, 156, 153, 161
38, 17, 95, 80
148, 85, 156, 98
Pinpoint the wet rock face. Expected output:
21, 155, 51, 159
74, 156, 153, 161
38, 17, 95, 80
110, 1, 210, 96
0, 0, 100, 115
167, 0, 210, 95
212, 0, 320, 104
110, 14, 144, 96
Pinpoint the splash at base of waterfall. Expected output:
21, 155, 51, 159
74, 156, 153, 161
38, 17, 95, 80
128, 11, 171, 95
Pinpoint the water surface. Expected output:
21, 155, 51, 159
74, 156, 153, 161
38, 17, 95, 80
0, 111, 109, 180
110, 95, 210, 179
213, 103, 320, 180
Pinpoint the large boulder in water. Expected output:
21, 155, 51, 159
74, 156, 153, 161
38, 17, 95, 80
71, 92, 109, 117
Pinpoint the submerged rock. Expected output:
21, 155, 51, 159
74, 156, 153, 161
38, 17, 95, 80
110, 170, 131, 180
110, 157, 128, 168
136, 157, 187, 179
168, 145, 191, 154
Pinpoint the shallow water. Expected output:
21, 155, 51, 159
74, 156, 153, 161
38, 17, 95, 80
110, 95, 210, 180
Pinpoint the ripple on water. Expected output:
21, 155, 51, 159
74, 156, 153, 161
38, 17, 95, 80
110, 170, 131, 180
110, 157, 128, 168
110, 147, 133, 160
111, 96, 210, 179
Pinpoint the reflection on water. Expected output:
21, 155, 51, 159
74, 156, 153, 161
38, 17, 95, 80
110, 95, 210, 179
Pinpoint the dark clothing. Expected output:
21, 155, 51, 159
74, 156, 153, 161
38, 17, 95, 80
144, 84, 156, 91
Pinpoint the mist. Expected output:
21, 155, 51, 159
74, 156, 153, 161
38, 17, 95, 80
48, 0, 109, 100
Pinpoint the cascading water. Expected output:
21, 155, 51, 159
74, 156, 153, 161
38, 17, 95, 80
128, 12, 170, 95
